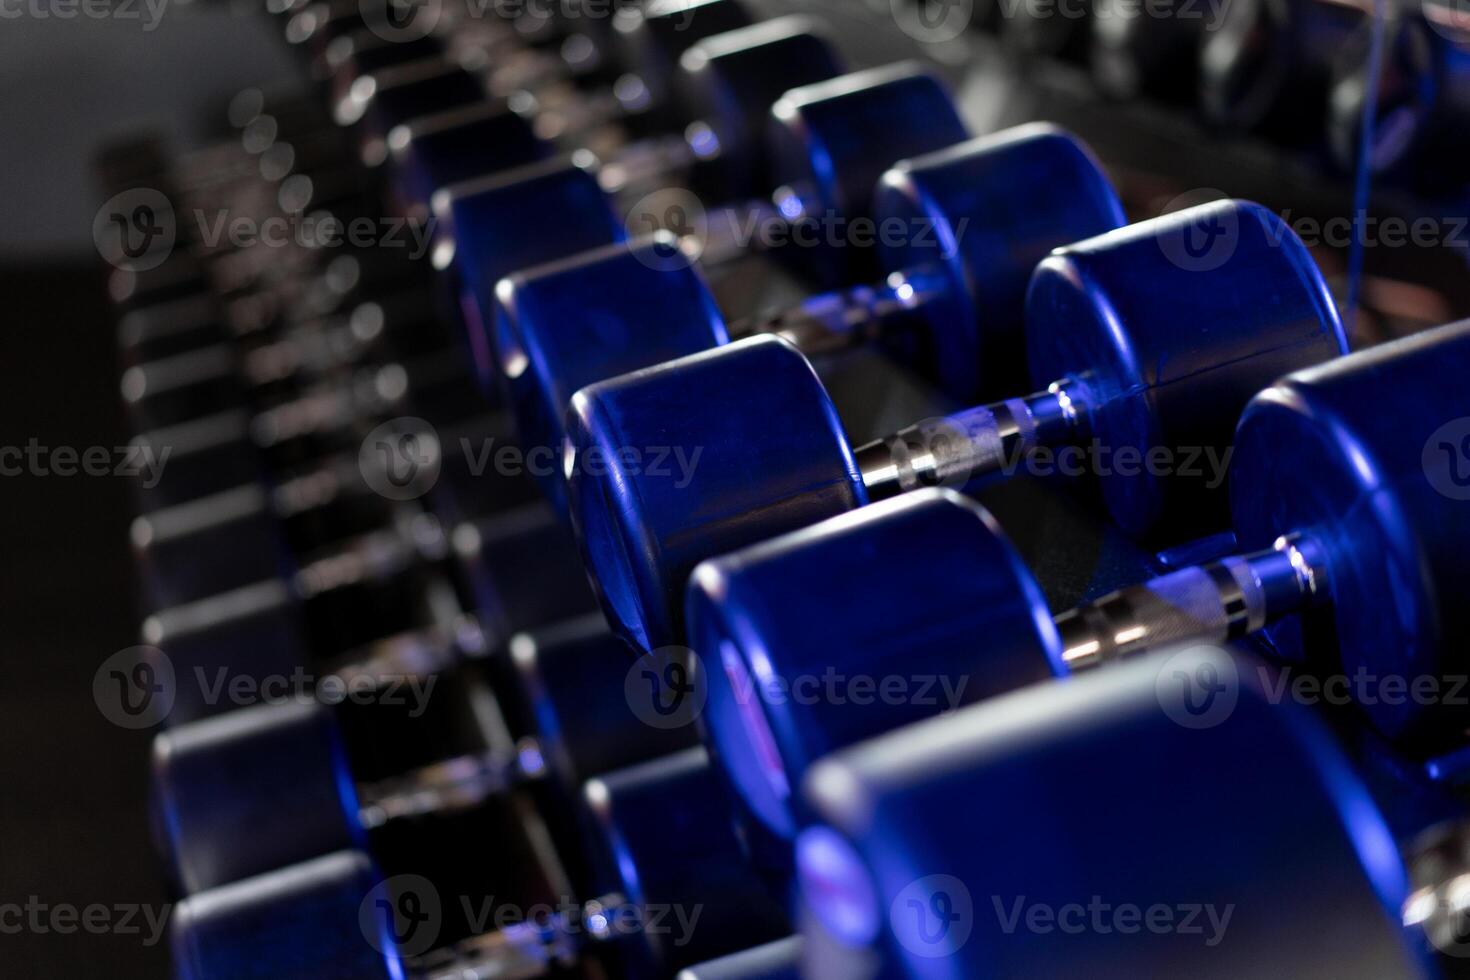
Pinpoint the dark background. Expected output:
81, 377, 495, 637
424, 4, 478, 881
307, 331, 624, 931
0, 8, 293, 975
3, 1, 1466, 975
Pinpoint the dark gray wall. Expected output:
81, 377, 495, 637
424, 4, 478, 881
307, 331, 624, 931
0, 4, 298, 257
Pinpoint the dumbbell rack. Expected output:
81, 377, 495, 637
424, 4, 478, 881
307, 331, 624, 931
93, 0, 1470, 977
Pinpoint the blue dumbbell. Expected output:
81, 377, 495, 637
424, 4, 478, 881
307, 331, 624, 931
796, 647, 1452, 977
1200, 0, 1368, 138
686, 318, 1470, 849
380, 4, 800, 222
169, 748, 786, 979
151, 615, 690, 891
441, 58, 969, 389
493, 124, 1125, 512
142, 497, 593, 725
566, 198, 1347, 650
1327, 8, 1470, 188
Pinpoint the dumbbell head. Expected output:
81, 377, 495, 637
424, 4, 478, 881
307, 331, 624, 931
152, 701, 365, 893
687, 490, 1060, 844
335, 57, 485, 149
677, 16, 846, 198
767, 62, 968, 281
143, 582, 311, 725
565, 335, 864, 650
130, 412, 265, 512
1230, 320, 1470, 744
386, 101, 551, 218
494, 233, 727, 511
132, 485, 290, 610
799, 649, 1424, 978
612, 0, 753, 119
567, 201, 1342, 649
434, 156, 625, 388
171, 850, 402, 980
453, 503, 601, 637
510, 616, 700, 798
117, 294, 228, 366
872, 124, 1126, 398
499, 124, 1121, 492
1024, 198, 1346, 541
583, 748, 789, 974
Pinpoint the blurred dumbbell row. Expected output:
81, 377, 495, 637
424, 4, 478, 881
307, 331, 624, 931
94, 0, 1470, 977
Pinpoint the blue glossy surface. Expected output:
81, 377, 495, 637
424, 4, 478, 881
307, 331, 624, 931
800, 650, 1424, 978
435, 157, 625, 390
387, 103, 550, 216
1230, 319, 1470, 745
565, 335, 866, 650
678, 16, 846, 198
152, 701, 364, 893
873, 125, 1127, 399
172, 850, 400, 980
582, 748, 789, 974
612, 0, 753, 125
1025, 199, 1347, 542
509, 614, 698, 802
493, 234, 727, 513
768, 63, 969, 283
686, 490, 1062, 845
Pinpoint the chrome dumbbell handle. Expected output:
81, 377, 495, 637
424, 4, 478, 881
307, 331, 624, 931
1053, 535, 1328, 669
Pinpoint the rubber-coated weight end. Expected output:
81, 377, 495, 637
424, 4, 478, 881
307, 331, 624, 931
799, 650, 1422, 978
613, 0, 753, 122
768, 63, 969, 284
679, 16, 846, 198
1025, 198, 1346, 543
493, 234, 727, 514
388, 102, 551, 217
564, 335, 865, 651
1231, 319, 1470, 745
172, 851, 402, 980
152, 701, 364, 894
434, 157, 625, 391
511, 615, 698, 799
144, 582, 311, 725
583, 748, 789, 974
873, 124, 1126, 400
686, 489, 1062, 846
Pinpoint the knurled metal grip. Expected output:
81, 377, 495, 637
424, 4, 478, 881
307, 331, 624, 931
1055, 546, 1318, 669
856, 398, 1047, 500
